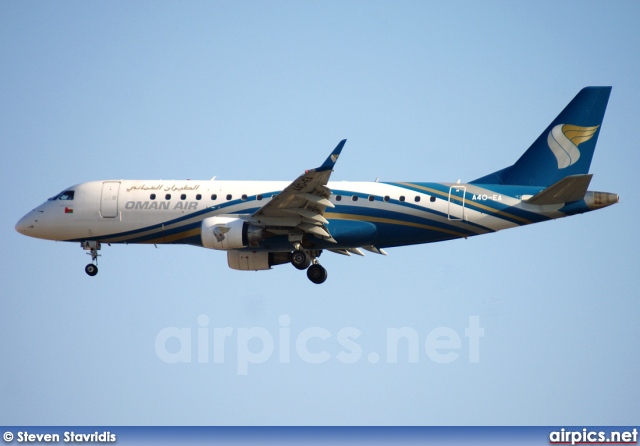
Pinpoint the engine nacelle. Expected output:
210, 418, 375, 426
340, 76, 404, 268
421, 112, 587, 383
227, 250, 291, 271
201, 216, 265, 250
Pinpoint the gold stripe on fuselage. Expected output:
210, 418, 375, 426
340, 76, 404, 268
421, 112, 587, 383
397, 182, 531, 225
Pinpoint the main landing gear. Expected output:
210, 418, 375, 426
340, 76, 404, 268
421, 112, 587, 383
306, 263, 328, 285
82, 241, 101, 276
291, 248, 327, 284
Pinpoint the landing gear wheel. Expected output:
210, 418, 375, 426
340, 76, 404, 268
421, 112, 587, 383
82, 241, 101, 276
307, 264, 327, 284
291, 249, 311, 270
85, 264, 98, 276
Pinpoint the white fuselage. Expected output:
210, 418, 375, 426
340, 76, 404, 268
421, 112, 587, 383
17, 179, 567, 246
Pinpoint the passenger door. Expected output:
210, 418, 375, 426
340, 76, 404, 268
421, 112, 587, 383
447, 185, 466, 221
100, 181, 121, 218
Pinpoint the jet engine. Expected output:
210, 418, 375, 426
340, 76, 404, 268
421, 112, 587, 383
201, 216, 265, 250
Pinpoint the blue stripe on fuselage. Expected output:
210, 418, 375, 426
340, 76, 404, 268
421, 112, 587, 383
388, 182, 552, 225
64, 182, 564, 247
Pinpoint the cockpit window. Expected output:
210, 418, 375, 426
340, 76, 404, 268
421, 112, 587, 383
48, 190, 75, 201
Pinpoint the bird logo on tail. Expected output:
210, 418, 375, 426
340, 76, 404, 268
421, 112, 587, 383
547, 124, 599, 169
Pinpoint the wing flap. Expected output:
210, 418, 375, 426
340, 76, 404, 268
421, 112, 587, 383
295, 193, 335, 208
282, 208, 330, 225
362, 245, 388, 256
297, 223, 331, 238
328, 247, 366, 256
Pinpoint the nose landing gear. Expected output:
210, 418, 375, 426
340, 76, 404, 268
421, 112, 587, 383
82, 241, 101, 276
85, 263, 98, 276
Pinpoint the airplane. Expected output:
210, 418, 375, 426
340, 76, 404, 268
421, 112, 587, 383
15, 87, 618, 284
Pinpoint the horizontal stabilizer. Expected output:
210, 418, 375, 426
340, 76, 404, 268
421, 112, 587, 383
524, 174, 592, 205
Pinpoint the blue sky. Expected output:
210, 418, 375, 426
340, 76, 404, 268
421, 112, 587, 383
1, 1, 639, 425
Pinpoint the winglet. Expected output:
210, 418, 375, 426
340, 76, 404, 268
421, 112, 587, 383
316, 139, 346, 172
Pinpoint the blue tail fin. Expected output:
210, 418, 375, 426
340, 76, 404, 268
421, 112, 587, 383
471, 87, 611, 187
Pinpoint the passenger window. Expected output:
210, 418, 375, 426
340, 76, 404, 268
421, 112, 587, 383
241, 194, 247, 201
165, 194, 171, 200
399, 196, 405, 202
59, 191, 75, 200
150, 194, 156, 200
415, 196, 420, 202
336, 195, 342, 201
257, 194, 263, 201
180, 194, 187, 200
430, 196, 436, 203
211, 194, 217, 201
226, 194, 232, 200
352, 196, 358, 201
383, 196, 390, 202
196, 194, 202, 200
368, 195, 374, 202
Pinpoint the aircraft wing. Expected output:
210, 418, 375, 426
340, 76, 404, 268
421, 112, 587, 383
250, 140, 346, 241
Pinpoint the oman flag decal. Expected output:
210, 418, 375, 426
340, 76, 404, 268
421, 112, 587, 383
65, 207, 73, 214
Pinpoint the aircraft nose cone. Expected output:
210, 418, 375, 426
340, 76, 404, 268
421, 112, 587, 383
15, 213, 35, 235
